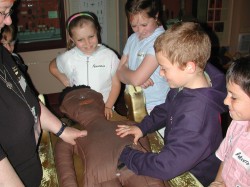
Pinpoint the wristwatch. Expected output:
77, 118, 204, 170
55, 122, 67, 137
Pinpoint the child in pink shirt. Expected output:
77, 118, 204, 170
209, 57, 250, 187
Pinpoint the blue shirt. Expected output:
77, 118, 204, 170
123, 26, 170, 110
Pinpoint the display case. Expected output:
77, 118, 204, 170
14, 0, 66, 52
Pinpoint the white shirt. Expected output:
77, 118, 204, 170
56, 44, 119, 102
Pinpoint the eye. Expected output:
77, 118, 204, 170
231, 96, 236, 100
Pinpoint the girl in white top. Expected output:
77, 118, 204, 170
50, 12, 121, 119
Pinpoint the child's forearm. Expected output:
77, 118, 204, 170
105, 75, 121, 108
209, 162, 225, 186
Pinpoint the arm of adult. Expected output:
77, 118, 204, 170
0, 157, 24, 187
39, 102, 87, 145
105, 73, 121, 120
117, 54, 158, 86
49, 58, 70, 87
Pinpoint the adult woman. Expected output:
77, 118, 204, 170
0, 1, 87, 186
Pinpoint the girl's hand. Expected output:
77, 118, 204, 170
60, 127, 87, 145
105, 107, 113, 120
140, 78, 154, 89
116, 125, 143, 144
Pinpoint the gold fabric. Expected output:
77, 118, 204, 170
124, 85, 147, 123
39, 131, 59, 187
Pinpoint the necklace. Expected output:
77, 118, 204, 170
0, 65, 37, 123
0, 68, 13, 89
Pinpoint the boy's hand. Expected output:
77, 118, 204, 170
116, 125, 143, 144
209, 181, 226, 187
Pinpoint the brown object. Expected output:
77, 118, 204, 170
55, 87, 167, 187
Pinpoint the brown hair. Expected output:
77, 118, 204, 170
1, 24, 16, 42
66, 11, 101, 50
125, 0, 163, 26
226, 56, 250, 97
154, 22, 211, 70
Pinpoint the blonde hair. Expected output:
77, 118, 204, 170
154, 22, 211, 70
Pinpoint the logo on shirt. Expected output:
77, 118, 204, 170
232, 148, 250, 170
93, 64, 105, 68
137, 52, 145, 58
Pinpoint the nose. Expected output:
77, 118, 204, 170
84, 39, 90, 47
224, 94, 229, 106
3, 16, 12, 26
138, 26, 145, 35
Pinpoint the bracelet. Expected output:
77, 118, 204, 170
105, 106, 112, 109
55, 122, 67, 137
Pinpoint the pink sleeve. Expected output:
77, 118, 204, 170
216, 121, 236, 161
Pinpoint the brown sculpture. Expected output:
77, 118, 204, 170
54, 86, 167, 187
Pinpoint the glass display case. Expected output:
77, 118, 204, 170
13, 0, 66, 52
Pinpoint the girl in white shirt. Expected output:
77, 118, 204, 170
50, 12, 121, 119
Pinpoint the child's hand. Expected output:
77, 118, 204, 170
116, 125, 143, 144
140, 78, 154, 89
209, 181, 226, 187
105, 107, 113, 120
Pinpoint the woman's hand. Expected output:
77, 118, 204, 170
60, 127, 87, 145
116, 125, 143, 144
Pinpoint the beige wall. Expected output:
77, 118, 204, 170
229, 0, 250, 54
20, 48, 66, 94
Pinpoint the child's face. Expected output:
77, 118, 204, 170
70, 22, 98, 55
156, 52, 187, 88
1, 31, 14, 53
129, 11, 158, 40
224, 81, 250, 121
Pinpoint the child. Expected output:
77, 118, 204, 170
209, 57, 250, 187
116, 22, 228, 186
49, 11, 121, 120
0, 24, 28, 74
117, 0, 170, 136
0, 24, 38, 95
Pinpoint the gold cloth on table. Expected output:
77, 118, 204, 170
39, 131, 59, 187
124, 85, 147, 122
124, 86, 204, 187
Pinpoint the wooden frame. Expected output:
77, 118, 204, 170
13, 0, 66, 52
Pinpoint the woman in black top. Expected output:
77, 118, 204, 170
0, 1, 87, 186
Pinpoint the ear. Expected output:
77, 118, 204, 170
185, 61, 196, 73
69, 36, 75, 44
155, 13, 159, 19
